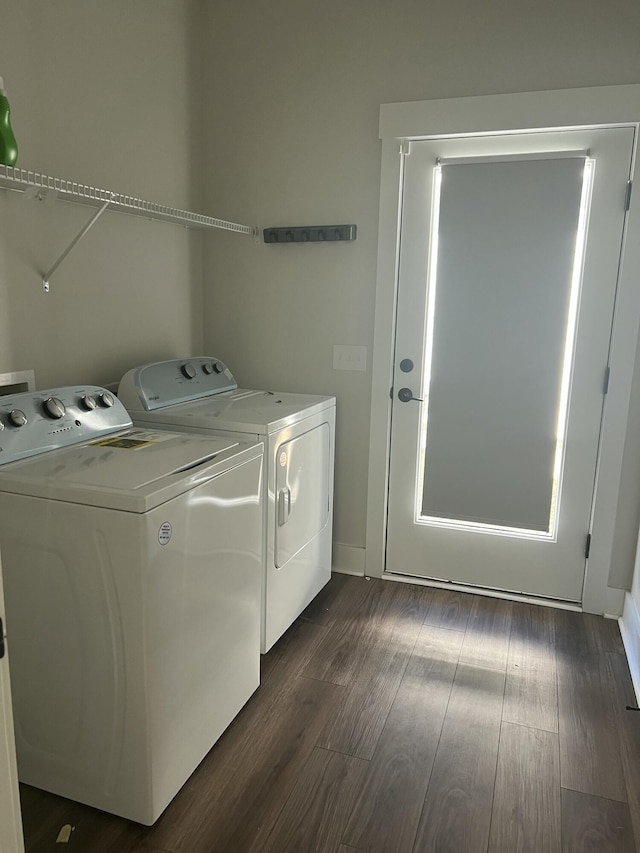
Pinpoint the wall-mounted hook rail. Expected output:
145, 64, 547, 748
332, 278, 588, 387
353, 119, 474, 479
263, 224, 357, 244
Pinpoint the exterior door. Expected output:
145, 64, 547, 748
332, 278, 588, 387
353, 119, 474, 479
385, 126, 634, 602
0, 553, 25, 853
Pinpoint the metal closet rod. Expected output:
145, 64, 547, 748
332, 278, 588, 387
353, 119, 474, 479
0, 165, 258, 292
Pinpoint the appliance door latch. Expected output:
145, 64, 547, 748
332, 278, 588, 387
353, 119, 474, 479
278, 488, 292, 526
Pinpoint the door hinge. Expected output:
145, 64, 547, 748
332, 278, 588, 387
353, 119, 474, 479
625, 181, 633, 211
585, 532, 592, 559
400, 139, 411, 156
0, 617, 4, 660
603, 365, 610, 395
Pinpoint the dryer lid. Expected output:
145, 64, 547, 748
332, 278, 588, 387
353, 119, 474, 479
124, 388, 335, 435
118, 357, 335, 433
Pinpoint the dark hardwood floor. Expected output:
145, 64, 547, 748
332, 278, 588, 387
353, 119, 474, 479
17, 574, 640, 852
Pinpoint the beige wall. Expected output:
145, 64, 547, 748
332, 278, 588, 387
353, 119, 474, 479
199, 0, 640, 578
0, 0, 205, 389
2, 0, 640, 587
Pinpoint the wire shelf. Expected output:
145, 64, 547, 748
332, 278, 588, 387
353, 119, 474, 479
0, 165, 255, 235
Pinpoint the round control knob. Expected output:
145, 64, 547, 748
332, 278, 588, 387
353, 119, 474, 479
8, 409, 27, 427
97, 392, 115, 408
79, 394, 97, 411
181, 363, 196, 380
43, 397, 66, 420
213, 362, 224, 374
202, 362, 215, 375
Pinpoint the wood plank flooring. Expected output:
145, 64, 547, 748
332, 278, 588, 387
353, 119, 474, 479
16, 575, 640, 852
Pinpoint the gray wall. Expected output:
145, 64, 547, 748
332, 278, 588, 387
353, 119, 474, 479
198, 0, 640, 583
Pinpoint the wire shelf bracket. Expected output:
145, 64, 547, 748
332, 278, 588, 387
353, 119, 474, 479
0, 165, 258, 292
41, 199, 111, 292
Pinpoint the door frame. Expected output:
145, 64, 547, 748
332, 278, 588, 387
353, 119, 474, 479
365, 85, 640, 614
0, 553, 25, 853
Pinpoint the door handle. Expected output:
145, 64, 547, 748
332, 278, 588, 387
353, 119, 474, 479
278, 487, 291, 526
0, 617, 4, 660
397, 387, 423, 403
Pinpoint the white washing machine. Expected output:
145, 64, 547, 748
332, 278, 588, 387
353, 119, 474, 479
0, 385, 263, 825
118, 357, 335, 653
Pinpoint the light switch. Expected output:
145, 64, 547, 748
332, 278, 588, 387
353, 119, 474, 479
333, 345, 367, 371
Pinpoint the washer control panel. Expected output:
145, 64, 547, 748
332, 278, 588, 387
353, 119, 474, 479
0, 386, 133, 465
118, 357, 237, 411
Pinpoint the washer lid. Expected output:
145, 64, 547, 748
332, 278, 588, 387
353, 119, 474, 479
0, 428, 263, 512
126, 389, 336, 435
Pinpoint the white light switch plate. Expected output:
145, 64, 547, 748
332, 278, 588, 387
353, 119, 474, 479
333, 345, 367, 371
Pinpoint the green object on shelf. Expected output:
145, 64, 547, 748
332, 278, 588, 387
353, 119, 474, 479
0, 77, 18, 167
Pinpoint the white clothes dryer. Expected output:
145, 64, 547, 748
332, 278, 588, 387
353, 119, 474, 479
119, 357, 335, 653
0, 385, 263, 825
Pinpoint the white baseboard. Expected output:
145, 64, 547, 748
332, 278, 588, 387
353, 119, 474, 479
606, 587, 626, 619
620, 591, 640, 706
332, 543, 365, 577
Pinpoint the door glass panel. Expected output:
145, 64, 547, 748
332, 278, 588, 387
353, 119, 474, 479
419, 156, 590, 535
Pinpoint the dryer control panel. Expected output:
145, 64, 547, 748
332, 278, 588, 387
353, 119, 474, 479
0, 386, 133, 465
119, 357, 237, 412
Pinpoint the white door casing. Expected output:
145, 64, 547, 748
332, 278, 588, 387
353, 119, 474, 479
366, 86, 640, 613
0, 553, 25, 853
385, 128, 633, 602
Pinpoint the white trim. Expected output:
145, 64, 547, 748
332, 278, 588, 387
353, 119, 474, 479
438, 150, 590, 166
332, 543, 366, 577
583, 178, 640, 611
0, 555, 25, 853
382, 572, 581, 612
620, 592, 640, 706
606, 586, 626, 619
365, 140, 404, 581
366, 85, 640, 615
379, 85, 640, 139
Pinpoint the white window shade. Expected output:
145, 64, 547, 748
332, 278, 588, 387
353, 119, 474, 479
420, 156, 587, 533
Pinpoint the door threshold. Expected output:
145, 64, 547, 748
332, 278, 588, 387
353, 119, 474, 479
381, 571, 582, 612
